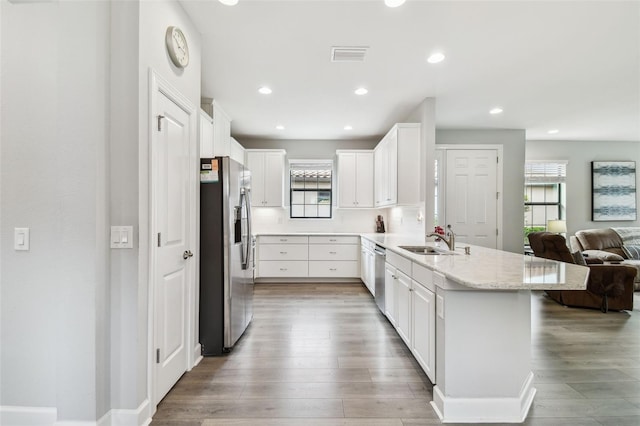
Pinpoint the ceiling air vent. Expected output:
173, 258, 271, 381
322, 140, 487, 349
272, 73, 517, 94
331, 46, 369, 62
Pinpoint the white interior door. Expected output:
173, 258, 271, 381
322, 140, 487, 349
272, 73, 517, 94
445, 149, 498, 248
153, 88, 192, 404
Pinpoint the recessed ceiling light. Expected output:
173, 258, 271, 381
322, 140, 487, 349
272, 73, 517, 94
548, 129, 559, 134
258, 86, 272, 95
489, 107, 504, 115
219, 0, 238, 6
344, 125, 353, 130
427, 52, 445, 64
354, 87, 368, 95
275, 125, 285, 130
385, 0, 406, 7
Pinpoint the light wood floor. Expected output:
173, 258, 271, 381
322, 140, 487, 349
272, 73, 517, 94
151, 283, 640, 426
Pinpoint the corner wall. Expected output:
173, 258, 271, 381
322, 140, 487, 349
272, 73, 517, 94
526, 140, 640, 236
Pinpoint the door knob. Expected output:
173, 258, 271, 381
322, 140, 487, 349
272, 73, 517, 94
183, 250, 193, 259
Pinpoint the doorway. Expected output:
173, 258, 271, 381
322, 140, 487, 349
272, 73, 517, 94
149, 70, 197, 405
436, 146, 503, 249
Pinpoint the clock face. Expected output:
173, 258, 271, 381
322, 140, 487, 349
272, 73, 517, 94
166, 26, 189, 68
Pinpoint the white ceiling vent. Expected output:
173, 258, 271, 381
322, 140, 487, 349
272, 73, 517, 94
331, 46, 369, 62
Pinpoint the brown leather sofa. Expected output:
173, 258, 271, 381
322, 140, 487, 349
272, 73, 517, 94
570, 228, 640, 290
528, 231, 636, 312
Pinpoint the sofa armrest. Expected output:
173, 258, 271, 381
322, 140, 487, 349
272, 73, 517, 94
586, 264, 637, 297
584, 257, 604, 265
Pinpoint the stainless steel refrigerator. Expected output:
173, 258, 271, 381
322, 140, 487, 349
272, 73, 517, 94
199, 157, 254, 356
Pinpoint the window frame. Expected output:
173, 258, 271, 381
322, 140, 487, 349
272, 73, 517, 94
289, 160, 334, 219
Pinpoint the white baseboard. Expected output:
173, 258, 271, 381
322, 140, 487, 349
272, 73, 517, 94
192, 343, 203, 368
108, 399, 151, 426
0, 399, 151, 426
431, 372, 536, 423
0, 405, 57, 425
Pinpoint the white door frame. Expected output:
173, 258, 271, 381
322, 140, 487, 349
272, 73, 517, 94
436, 144, 504, 250
147, 68, 198, 410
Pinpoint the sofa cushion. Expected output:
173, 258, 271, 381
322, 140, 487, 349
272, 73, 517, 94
622, 244, 640, 260
575, 228, 623, 252
612, 227, 640, 245
583, 250, 625, 262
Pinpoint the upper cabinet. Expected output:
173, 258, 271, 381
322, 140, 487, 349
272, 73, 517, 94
199, 109, 214, 158
200, 98, 231, 158
230, 137, 245, 166
245, 149, 286, 207
337, 150, 374, 208
374, 123, 421, 207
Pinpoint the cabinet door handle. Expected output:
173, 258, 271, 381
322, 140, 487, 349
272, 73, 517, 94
279, 268, 288, 271
280, 239, 288, 242
280, 251, 287, 254
329, 268, 337, 271
329, 251, 337, 254
329, 239, 337, 241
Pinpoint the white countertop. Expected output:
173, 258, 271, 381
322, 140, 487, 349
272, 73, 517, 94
254, 231, 589, 291
361, 233, 589, 291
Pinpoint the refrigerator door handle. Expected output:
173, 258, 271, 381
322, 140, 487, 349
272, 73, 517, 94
240, 189, 251, 270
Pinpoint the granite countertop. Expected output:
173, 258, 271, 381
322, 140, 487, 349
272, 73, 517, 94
360, 233, 589, 291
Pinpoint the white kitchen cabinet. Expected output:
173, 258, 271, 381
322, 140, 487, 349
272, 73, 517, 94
394, 269, 412, 346
230, 137, 245, 165
411, 278, 436, 383
246, 149, 286, 207
384, 263, 396, 326
308, 236, 359, 278
360, 238, 376, 295
257, 234, 360, 279
336, 150, 374, 208
374, 123, 421, 207
257, 235, 308, 278
201, 98, 232, 157
199, 109, 214, 158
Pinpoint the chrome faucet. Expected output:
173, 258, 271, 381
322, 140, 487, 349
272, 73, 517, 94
426, 224, 456, 251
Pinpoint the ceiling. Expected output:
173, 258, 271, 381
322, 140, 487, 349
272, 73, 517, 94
181, 0, 640, 142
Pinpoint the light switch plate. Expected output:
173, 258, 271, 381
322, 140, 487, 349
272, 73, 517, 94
110, 226, 134, 249
14, 228, 30, 251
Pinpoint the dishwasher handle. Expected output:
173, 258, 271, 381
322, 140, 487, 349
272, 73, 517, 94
374, 245, 386, 256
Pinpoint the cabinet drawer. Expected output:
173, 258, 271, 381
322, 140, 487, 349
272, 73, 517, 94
309, 244, 359, 261
259, 235, 308, 244
387, 250, 412, 275
309, 235, 359, 245
309, 261, 359, 278
259, 244, 308, 261
412, 262, 435, 292
258, 261, 308, 277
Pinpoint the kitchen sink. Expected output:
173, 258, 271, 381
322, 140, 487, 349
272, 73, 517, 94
398, 245, 455, 255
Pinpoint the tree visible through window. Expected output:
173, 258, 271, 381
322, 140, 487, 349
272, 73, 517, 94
524, 161, 567, 246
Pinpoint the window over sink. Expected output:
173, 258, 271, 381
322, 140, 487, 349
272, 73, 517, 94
289, 160, 333, 219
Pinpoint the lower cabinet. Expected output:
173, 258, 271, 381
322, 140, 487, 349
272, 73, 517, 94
385, 250, 436, 384
394, 270, 412, 346
257, 234, 359, 279
411, 279, 436, 382
360, 239, 375, 296
384, 263, 396, 326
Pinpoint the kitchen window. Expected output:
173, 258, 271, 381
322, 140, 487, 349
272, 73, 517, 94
290, 161, 333, 219
524, 161, 567, 245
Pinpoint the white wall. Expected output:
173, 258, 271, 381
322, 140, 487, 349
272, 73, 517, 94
1, 0, 203, 423
526, 140, 640, 236
1, 0, 111, 421
436, 129, 526, 254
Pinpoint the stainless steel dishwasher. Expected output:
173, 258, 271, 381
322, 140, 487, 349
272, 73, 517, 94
374, 245, 386, 313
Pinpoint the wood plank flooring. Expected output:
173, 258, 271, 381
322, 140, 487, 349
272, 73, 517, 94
151, 283, 640, 425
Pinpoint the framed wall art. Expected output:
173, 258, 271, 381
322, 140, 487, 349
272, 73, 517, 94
591, 161, 637, 221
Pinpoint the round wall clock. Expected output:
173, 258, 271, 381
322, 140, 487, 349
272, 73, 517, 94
165, 26, 189, 68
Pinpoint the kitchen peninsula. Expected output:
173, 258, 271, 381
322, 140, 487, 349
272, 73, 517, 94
361, 233, 589, 424
255, 232, 590, 423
